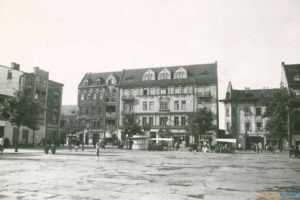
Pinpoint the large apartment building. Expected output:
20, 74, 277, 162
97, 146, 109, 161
78, 62, 219, 145
220, 82, 283, 150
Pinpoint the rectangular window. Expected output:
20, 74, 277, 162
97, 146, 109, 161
81, 94, 85, 101
160, 102, 169, 110
226, 123, 230, 130
150, 88, 155, 95
159, 117, 167, 126
181, 116, 186, 126
226, 108, 230, 116
143, 89, 148, 95
256, 122, 262, 131
92, 107, 96, 114
98, 107, 102, 113
174, 117, 179, 126
160, 87, 168, 95
245, 122, 251, 132
85, 107, 88, 114
294, 89, 300, 96
181, 100, 186, 110
174, 100, 179, 110
7, 70, 12, 80
244, 107, 251, 116
87, 94, 91, 100
256, 107, 261, 116
80, 107, 83, 114
142, 117, 147, 126
175, 87, 180, 94
143, 101, 147, 111
149, 101, 154, 111
149, 117, 154, 126
93, 94, 97, 100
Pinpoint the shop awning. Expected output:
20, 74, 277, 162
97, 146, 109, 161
216, 138, 236, 143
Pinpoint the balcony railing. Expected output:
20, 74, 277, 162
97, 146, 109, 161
105, 112, 117, 119
122, 95, 135, 101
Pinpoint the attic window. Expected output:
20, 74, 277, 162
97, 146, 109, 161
294, 75, 300, 81
84, 80, 89, 86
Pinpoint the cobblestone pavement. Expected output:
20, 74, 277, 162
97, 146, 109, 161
0, 148, 299, 200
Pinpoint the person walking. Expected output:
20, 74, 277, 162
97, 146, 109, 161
96, 142, 100, 161
258, 142, 262, 153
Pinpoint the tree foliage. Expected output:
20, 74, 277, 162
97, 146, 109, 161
262, 88, 298, 139
187, 107, 214, 143
123, 113, 142, 137
0, 87, 43, 151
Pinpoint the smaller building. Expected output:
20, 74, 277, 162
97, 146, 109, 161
220, 82, 282, 150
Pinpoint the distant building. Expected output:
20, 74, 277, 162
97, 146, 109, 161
281, 62, 300, 146
119, 63, 219, 145
78, 71, 122, 145
0, 62, 63, 146
60, 105, 77, 144
220, 82, 282, 150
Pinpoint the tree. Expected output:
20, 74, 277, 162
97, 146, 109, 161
123, 113, 141, 137
1, 87, 43, 152
262, 88, 298, 145
187, 107, 214, 144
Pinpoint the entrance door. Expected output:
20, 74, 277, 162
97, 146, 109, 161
0, 126, 4, 138
22, 129, 29, 146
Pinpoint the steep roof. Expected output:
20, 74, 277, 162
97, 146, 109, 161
282, 63, 300, 88
120, 63, 217, 87
78, 71, 123, 87
220, 88, 283, 103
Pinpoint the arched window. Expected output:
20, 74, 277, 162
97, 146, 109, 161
106, 74, 117, 85
143, 69, 155, 81
158, 68, 171, 80
174, 67, 187, 79
96, 78, 101, 85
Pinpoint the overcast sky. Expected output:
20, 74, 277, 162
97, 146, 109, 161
1, 0, 299, 128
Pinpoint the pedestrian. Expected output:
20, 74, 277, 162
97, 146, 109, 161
129, 139, 133, 150
75, 138, 79, 151
0, 137, 4, 154
68, 137, 72, 151
176, 142, 180, 151
258, 142, 262, 153
96, 142, 100, 161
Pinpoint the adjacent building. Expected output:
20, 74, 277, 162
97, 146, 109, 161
0, 63, 63, 146
78, 71, 122, 145
220, 82, 282, 150
281, 62, 300, 146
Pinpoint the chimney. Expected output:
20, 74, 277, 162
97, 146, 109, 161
11, 62, 20, 71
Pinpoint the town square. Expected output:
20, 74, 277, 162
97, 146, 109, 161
1, 147, 299, 200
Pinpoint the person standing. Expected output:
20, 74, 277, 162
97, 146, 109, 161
0, 137, 4, 154
96, 142, 100, 161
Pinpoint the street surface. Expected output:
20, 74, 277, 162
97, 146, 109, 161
0, 147, 299, 200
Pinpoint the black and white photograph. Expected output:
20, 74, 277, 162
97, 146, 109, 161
0, 0, 299, 199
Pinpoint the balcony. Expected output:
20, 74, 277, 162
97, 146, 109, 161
121, 110, 134, 115
122, 95, 135, 101
105, 112, 117, 119
196, 91, 211, 98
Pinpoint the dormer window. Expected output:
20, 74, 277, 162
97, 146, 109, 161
96, 78, 101, 85
174, 67, 187, 79
143, 69, 155, 81
106, 74, 117, 85
84, 80, 89, 86
293, 74, 300, 81
158, 68, 171, 80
